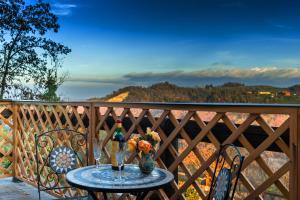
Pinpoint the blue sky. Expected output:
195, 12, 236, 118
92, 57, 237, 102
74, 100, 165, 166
39, 0, 300, 99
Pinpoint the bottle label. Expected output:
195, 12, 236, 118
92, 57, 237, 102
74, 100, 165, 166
111, 141, 119, 167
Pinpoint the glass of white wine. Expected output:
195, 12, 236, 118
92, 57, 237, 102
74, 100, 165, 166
93, 137, 103, 168
116, 150, 125, 182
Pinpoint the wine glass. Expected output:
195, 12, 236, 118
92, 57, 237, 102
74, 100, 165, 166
93, 138, 103, 168
116, 145, 125, 182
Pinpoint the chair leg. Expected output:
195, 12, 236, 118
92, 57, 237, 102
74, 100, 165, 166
136, 192, 148, 200
88, 191, 98, 200
103, 192, 108, 200
38, 189, 41, 200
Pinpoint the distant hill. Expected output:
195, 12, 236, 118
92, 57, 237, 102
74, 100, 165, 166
90, 82, 300, 104
106, 91, 129, 102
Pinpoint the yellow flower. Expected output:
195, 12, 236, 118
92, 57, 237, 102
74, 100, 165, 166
146, 127, 152, 135
127, 139, 137, 152
146, 128, 161, 142
131, 134, 140, 142
150, 131, 161, 142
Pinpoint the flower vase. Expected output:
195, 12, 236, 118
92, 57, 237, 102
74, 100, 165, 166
139, 153, 155, 174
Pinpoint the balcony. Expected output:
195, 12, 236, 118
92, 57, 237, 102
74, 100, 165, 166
0, 100, 298, 199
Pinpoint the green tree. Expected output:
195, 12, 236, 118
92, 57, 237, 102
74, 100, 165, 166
37, 66, 68, 101
0, 0, 71, 99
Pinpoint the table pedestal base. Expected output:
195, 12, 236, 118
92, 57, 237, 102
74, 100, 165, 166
134, 191, 148, 200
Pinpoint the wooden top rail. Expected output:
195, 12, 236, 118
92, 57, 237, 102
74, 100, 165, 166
9, 100, 300, 107
91, 102, 299, 114
2, 100, 300, 114
91, 101, 300, 108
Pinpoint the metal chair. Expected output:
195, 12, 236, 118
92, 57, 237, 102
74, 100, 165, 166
35, 129, 89, 200
207, 144, 245, 200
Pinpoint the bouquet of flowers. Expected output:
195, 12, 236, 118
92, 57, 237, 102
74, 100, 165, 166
128, 128, 161, 156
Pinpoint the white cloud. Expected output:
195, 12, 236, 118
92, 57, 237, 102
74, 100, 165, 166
66, 67, 300, 87
52, 3, 77, 16
184, 67, 300, 78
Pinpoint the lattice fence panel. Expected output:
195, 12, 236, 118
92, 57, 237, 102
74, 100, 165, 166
0, 102, 14, 178
94, 103, 293, 200
9, 102, 296, 199
14, 102, 91, 198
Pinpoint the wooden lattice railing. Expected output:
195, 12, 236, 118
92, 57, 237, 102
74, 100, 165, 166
0, 101, 300, 199
0, 101, 14, 178
92, 102, 295, 200
13, 102, 91, 198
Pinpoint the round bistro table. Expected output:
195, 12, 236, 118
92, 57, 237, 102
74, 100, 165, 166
66, 164, 174, 200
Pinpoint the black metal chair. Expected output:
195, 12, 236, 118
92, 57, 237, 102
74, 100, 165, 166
207, 144, 245, 200
35, 129, 89, 200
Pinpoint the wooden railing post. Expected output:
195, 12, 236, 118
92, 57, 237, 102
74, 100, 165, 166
12, 102, 20, 181
289, 107, 299, 200
296, 108, 300, 200
88, 102, 96, 165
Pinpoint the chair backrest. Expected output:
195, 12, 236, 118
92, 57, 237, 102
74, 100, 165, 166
35, 129, 88, 198
207, 144, 244, 200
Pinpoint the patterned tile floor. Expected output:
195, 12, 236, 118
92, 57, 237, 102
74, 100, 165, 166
0, 177, 53, 200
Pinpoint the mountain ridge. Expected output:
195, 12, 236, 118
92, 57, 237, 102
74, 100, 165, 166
89, 82, 300, 104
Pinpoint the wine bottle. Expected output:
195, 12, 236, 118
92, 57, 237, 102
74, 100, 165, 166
111, 119, 125, 170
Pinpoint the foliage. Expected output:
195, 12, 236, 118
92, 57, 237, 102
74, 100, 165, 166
0, 0, 71, 100
184, 186, 200, 200
37, 66, 68, 101
1, 159, 11, 168
222, 82, 245, 87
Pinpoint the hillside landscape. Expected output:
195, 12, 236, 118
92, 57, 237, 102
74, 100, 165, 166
91, 82, 300, 104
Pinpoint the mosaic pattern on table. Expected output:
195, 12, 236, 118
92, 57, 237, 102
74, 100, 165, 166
67, 164, 173, 189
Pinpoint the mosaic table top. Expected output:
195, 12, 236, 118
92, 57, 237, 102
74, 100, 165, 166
66, 164, 174, 193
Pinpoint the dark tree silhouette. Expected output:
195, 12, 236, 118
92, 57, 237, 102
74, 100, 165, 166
0, 0, 71, 99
